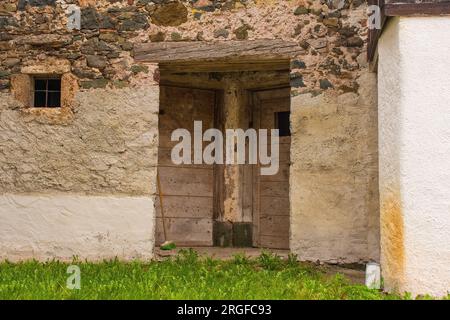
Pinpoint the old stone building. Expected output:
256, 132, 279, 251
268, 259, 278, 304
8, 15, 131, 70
0, 0, 449, 297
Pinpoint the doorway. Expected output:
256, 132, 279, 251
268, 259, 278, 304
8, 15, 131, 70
156, 71, 291, 249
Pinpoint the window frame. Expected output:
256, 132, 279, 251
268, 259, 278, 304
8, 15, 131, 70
32, 76, 62, 108
274, 111, 291, 137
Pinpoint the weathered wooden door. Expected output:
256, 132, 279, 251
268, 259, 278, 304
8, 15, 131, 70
156, 86, 216, 246
252, 88, 291, 249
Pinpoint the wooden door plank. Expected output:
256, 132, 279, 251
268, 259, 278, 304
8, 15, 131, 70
260, 235, 289, 250
155, 195, 213, 219
260, 197, 290, 217
158, 164, 213, 197
260, 215, 290, 236
155, 217, 213, 246
260, 181, 290, 198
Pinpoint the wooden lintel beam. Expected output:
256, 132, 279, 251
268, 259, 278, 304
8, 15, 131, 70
134, 40, 304, 64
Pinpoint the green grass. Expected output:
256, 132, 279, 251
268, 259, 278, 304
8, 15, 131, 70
0, 249, 422, 300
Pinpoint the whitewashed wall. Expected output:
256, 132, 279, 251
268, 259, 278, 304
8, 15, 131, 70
378, 17, 450, 297
0, 194, 155, 262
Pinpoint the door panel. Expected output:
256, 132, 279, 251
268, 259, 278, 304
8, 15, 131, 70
156, 86, 216, 246
253, 88, 291, 249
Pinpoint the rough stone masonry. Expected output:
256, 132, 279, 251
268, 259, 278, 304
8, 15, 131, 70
0, 0, 378, 266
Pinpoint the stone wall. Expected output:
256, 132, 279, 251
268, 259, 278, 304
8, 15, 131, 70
0, 0, 378, 262
0, 0, 368, 94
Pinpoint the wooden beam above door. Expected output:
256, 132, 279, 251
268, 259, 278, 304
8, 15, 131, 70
160, 70, 290, 90
134, 40, 302, 72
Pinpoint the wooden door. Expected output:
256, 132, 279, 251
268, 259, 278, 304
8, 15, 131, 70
156, 86, 216, 246
253, 88, 291, 249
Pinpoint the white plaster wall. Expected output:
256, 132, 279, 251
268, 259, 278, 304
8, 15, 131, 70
378, 17, 450, 297
0, 194, 155, 262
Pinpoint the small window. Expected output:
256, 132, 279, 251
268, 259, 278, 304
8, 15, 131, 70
33, 77, 61, 108
275, 111, 291, 137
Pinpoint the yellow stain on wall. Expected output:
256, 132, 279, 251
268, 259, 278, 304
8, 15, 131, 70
380, 190, 405, 291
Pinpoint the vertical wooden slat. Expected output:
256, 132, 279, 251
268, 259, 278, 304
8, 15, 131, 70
213, 90, 225, 221
251, 92, 261, 247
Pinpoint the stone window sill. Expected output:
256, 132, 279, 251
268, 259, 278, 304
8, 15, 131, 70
20, 106, 74, 125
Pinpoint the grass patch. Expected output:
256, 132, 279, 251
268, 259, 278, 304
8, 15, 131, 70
0, 250, 420, 300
